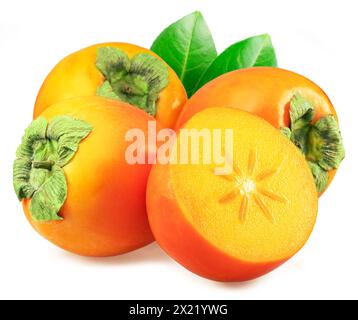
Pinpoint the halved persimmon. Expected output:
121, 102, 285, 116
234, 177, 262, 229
147, 107, 318, 281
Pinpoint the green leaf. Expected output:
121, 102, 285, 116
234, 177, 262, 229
29, 165, 66, 221
194, 34, 277, 92
151, 11, 217, 97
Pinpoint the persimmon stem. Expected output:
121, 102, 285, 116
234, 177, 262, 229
32, 160, 54, 170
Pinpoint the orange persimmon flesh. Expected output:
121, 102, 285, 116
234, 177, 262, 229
147, 107, 318, 281
34, 42, 187, 128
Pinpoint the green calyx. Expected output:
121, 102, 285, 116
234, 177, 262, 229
13, 116, 92, 222
96, 47, 169, 116
281, 93, 345, 193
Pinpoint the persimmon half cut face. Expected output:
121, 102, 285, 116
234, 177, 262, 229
147, 107, 318, 281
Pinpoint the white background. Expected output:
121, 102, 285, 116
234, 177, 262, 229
0, 0, 357, 300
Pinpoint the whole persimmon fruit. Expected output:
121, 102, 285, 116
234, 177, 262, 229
176, 67, 345, 195
147, 107, 318, 282
14, 96, 159, 256
34, 43, 187, 128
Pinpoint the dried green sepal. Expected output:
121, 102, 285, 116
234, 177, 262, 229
13, 116, 92, 221
96, 47, 169, 116
281, 93, 345, 192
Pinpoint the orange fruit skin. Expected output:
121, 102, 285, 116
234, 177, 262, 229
24, 96, 159, 257
34, 42, 187, 128
148, 107, 318, 282
175, 67, 338, 195
147, 163, 286, 282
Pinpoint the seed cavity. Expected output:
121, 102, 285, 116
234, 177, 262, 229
218, 150, 284, 224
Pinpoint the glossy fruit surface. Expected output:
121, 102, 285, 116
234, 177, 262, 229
19, 96, 158, 256
148, 107, 318, 281
176, 67, 344, 194
34, 43, 187, 128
